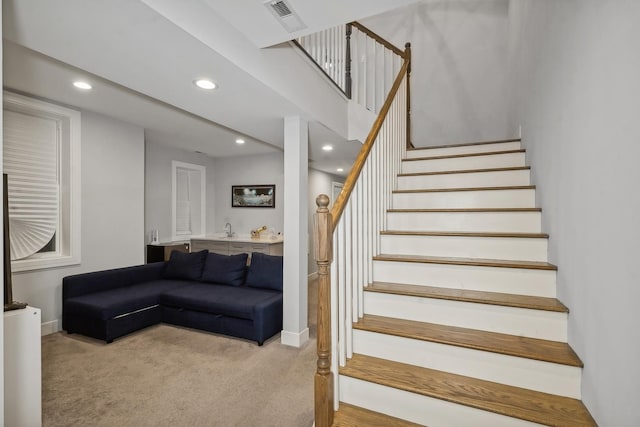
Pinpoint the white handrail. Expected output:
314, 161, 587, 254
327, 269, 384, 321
329, 74, 407, 408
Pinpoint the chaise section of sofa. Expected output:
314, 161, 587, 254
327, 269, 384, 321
62, 250, 284, 345
62, 262, 194, 343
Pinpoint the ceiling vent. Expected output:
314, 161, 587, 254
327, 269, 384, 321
264, 0, 307, 33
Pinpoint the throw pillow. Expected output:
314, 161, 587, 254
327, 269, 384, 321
245, 253, 283, 291
201, 252, 248, 286
163, 250, 208, 281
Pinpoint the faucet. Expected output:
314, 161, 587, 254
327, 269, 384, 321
224, 222, 233, 238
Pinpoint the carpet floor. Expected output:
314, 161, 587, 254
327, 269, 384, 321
42, 280, 318, 427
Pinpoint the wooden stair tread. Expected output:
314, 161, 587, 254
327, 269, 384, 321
373, 254, 558, 271
388, 207, 541, 213
408, 138, 521, 151
394, 185, 534, 193
399, 166, 530, 176
355, 314, 581, 366
340, 354, 596, 427
381, 230, 549, 238
404, 149, 524, 162
367, 281, 567, 312
332, 403, 423, 427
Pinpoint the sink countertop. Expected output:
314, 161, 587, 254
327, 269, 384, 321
192, 234, 283, 244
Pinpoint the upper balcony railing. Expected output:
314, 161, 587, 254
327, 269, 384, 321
296, 22, 409, 119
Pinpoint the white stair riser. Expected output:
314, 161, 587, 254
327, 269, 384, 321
339, 376, 542, 427
373, 260, 556, 297
363, 292, 567, 341
402, 152, 525, 174
397, 169, 530, 190
353, 330, 580, 398
387, 211, 542, 233
406, 141, 522, 158
380, 234, 548, 262
393, 189, 536, 209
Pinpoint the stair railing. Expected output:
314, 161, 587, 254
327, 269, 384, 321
313, 41, 411, 426
296, 22, 409, 117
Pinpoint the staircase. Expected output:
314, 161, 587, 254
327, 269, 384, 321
331, 139, 597, 426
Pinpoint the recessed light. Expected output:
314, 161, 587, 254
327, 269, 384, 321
235, 138, 245, 145
322, 145, 333, 151
73, 81, 92, 90
337, 168, 344, 172
194, 79, 217, 90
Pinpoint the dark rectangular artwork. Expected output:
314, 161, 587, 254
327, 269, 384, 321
232, 185, 276, 208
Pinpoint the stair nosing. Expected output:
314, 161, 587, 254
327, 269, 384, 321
398, 166, 531, 177
373, 254, 558, 271
367, 281, 567, 313
393, 185, 535, 194
340, 354, 596, 427
407, 138, 521, 151
332, 403, 423, 427
404, 148, 525, 162
381, 230, 549, 238
354, 314, 581, 367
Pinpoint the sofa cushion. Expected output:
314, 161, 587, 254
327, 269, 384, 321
245, 253, 283, 291
159, 283, 282, 320
201, 252, 248, 286
64, 280, 193, 320
163, 250, 208, 281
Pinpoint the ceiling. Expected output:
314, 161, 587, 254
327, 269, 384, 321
2, 0, 419, 175
200, 0, 421, 48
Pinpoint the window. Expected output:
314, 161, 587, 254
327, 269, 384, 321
171, 161, 205, 240
3, 91, 81, 272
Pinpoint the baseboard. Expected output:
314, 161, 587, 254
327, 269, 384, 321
308, 272, 318, 280
41, 319, 59, 336
281, 328, 310, 348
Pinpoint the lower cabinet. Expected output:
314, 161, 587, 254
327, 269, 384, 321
191, 239, 283, 258
146, 242, 190, 263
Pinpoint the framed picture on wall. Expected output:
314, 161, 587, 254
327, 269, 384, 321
232, 185, 276, 208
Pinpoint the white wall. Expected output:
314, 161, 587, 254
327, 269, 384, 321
213, 153, 284, 236
361, 0, 513, 147
307, 169, 344, 275
1, 2, 5, 416
144, 141, 217, 243
507, 1, 640, 425
11, 110, 145, 332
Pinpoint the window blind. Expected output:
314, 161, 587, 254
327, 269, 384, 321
3, 110, 59, 260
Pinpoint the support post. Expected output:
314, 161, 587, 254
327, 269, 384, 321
405, 42, 413, 149
282, 116, 309, 347
345, 23, 353, 99
314, 194, 334, 427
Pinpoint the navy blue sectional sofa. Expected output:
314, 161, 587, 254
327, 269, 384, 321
62, 250, 283, 345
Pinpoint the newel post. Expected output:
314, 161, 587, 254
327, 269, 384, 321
405, 42, 413, 149
345, 23, 353, 99
314, 194, 334, 427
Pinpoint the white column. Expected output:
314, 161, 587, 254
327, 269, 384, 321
281, 116, 309, 347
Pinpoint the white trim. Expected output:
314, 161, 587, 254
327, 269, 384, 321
40, 319, 59, 336
331, 181, 344, 208
281, 328, 310, 348
171, 160, 206, 241
4, 91, 81, 272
